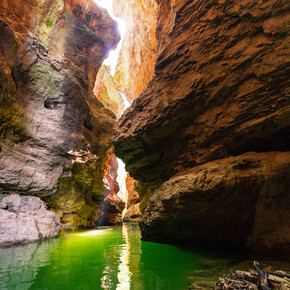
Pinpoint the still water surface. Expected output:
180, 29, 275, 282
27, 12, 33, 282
0, 223, 289, 289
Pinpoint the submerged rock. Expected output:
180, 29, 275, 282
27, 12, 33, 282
0, 194, 60, 246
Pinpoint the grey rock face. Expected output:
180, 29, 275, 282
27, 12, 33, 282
0, 194, 60, 246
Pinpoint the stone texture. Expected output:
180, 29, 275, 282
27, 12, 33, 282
94, 65, 124, 118
96, 150, 125, 226
123, 203, 141, 222
139, 152, 290, 255
114, 0, 290, 189
0, 194, 60, 246
125, 173, 140, 209
122, 173, 141, 221
113, 0, 158, 102
0, 0, 120, 228
96, 194, 125, 226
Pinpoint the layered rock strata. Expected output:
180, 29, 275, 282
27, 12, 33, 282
0, 0, 120, 229
0, 194, 60, 246
114, 0, 290, 189
114, 0, 290, 254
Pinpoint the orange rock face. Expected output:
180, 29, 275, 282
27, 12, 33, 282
113, 0, 158, 102
96, 149, 126, 225
94, 66, 124, 118
115, 0, 290, 189
125, 173, 140, 209
140, 152, 290, 255
114, 0, 290, 254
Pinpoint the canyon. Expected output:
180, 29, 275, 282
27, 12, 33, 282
0, 0, 289, 261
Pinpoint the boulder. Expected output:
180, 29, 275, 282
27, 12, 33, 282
139, 152, 290, 255
0, 194, 60, 246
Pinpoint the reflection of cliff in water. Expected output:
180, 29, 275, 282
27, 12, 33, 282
0, 239, 59, 289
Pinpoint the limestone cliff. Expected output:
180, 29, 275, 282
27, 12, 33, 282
0, 0, 119, 229
114, 0, 290, 254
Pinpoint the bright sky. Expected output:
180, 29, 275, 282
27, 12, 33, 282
94, 0, 127, 75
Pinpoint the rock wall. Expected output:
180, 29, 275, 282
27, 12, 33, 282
96, 149, 125, 225
94, 66, 124, 118
113, 0, 158, 102
0, 0, 120, 229
114, 0, 289, 189
123, 174, 141, 221
114, 0, 290, 254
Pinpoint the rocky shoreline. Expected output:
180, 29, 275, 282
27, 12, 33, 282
215, 262, 290, 289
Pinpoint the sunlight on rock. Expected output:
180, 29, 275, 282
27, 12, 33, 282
116, 93, 131, 215
95, 0, 126, 75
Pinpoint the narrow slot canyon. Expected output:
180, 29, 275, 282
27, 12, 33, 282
0, 0, 289, 289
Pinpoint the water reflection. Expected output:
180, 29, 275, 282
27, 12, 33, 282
2, 225, 288, 289
116, 224, 132, 289
0, 239, 59, 290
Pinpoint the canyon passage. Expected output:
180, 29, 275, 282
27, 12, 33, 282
0, 0, 289, 289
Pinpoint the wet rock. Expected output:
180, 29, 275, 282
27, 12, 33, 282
0, 194, 60, 246
139, 152, 290, 255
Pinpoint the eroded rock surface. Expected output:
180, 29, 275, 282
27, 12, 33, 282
114, 0, 290, 255
0, 194, 60, 246
0, 0, 120, 228
114, 0, 290, 189
139, 152, 290, 255
113, 0, 158, 102
123, 203, 141, 222
96, 150, 125, 226
123, 174, 141, 221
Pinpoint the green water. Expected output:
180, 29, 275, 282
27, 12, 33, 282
0, 224, 289, 290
